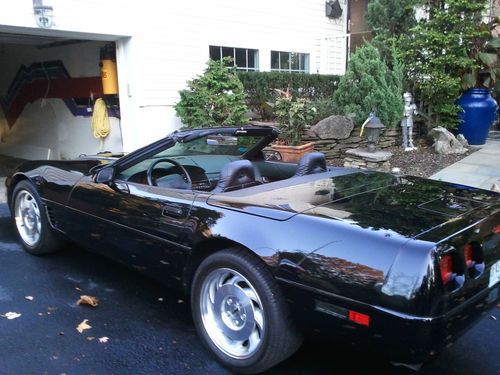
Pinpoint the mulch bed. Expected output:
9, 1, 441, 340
329, 140, 473, 178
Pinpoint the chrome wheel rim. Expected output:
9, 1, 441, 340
14, 190, 42, 246
200, 268, 265, 359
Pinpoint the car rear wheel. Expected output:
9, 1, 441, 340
11, 180, 65, 255
191, 248, 302, 374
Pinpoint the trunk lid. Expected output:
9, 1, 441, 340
208, 170, 500, 240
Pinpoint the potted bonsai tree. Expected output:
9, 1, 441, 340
271, 89, 317, 162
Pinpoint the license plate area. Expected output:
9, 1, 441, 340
489, 260, 500, 288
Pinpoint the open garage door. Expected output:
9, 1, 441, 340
0, 32, 124, 160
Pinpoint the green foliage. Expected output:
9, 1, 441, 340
237, 71, 340, 119
366, 0, 418, 39
310, 97, 338, 124
399, 0, 493, 128
365, 0, 419, 63
365, 0, 498, 129
333, 44, 404, 128
274, 90, 317, 146
175, 58, 249, 128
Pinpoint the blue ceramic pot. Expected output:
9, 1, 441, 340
457, 88, 497, 145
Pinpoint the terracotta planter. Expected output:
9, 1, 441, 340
271, 142, 315, 163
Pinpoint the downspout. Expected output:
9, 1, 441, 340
345, 0, 351, 71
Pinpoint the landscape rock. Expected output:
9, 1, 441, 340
309, 115, 354, 140
428, 127, 468, 155
456, 133, 469, 148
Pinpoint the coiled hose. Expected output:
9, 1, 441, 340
91, 98, 110, 149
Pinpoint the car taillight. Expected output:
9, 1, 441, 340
493, 225, 500, 234
439, 255, 454, 285
464, 243, 474, 268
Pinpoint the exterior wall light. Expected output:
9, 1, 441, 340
325, 1, 343, 19
33, 0, 53, 28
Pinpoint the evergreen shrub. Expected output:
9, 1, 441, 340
333, 44, 404, 128
175, 58, 249, 128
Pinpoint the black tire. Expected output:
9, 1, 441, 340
11, 180, 65, 255
191, 248, 302, 374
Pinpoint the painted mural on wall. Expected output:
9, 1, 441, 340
1, 60, 119, 128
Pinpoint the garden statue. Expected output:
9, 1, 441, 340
401, 92, 418, 151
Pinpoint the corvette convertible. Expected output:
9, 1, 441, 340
5, 125, 500, 373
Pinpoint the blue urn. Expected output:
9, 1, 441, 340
457, 88, 497, 145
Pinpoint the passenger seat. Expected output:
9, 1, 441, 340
293, 152, 327, 177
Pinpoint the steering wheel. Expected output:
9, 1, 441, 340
146, 158, 192, 188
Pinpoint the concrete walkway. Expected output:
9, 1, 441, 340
431, 134, 500, 191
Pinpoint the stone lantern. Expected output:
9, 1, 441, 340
344, 112, 392, 172
363, 113, 385, 152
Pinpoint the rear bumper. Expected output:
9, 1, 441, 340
279, 278, 500, 365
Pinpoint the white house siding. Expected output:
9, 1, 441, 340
0, 0, 348, 156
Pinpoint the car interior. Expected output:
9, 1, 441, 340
115, 133, 328, 193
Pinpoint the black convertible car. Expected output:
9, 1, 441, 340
6, 126, 500, 374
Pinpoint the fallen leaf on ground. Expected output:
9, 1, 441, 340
98, 337, 109, 343
491, 315, 497, 321
75, 287, 82, 291
86, 337, 95, 341
77, 295, 99, 307
76, 319, 92, 333
2, 312, 21, 320
25, 296, 34, 301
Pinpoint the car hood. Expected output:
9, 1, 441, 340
207, 170, 500, 242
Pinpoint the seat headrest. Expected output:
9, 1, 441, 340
213, 160, 257, 192
294, 152, 327, 177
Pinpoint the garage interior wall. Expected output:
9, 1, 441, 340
0, 41, 123, 160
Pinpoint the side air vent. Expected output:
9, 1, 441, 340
45, 206, 59, 228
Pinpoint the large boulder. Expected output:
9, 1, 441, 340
308, 115, 354, 140
456, 133, 469, 148
428, 126, 468, 155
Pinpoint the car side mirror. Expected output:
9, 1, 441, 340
95, 166, 115, 183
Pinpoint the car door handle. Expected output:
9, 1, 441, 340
162, 203, 184, 218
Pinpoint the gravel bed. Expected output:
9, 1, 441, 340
329, 142, 473, 178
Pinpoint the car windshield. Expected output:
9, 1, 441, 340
155, 133, 266, 158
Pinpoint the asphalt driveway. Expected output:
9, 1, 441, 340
0, 201, 499, 375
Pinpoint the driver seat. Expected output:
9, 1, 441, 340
213, 160, 261, 193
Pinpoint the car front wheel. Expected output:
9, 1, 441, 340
11, 180, 64, 255
191, 248, 302, 374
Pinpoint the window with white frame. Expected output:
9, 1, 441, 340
271, 51, 309, 73
209, 46, 259, 71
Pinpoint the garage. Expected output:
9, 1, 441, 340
0, 31, 124, 160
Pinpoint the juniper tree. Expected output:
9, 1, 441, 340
333, 44, 403, 128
